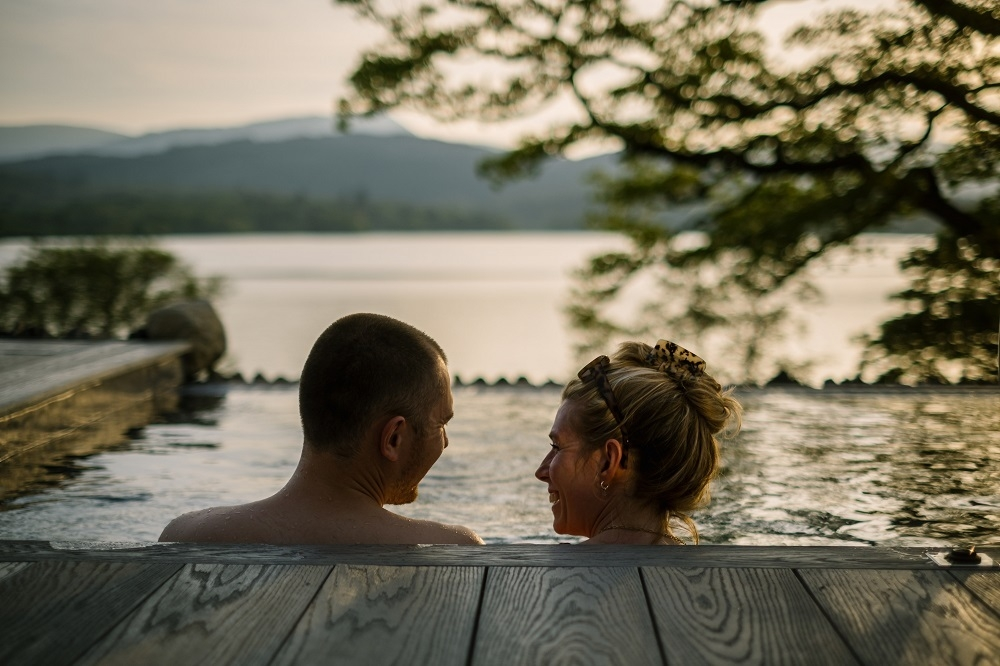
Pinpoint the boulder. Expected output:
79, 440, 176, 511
145, 300, 226, 380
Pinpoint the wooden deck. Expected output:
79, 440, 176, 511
0, 340, 190, 499
1, 541, 997, 665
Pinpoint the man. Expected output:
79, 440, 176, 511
159, 313, 483, 545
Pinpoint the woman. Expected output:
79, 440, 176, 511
536, 339, 742, 544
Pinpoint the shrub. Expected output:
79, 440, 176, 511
0, 241, 223, 339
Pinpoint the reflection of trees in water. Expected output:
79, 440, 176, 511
702, 390, 1000, 545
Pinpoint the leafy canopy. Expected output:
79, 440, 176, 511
336, 0, 1000, 383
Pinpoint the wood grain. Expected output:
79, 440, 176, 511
76, 563, 331, 666
642, 567, 858, 665
799, 568, 1000, 666
0, 544, 995, 666
4, 540, 987, 569
0, 560, 181, 666
0, 560, 29, 583
950, 570, 1000, 616
271, 564, 482, 666
472, 566, 661, 665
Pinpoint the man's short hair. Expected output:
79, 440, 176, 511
299, 313, 448, 457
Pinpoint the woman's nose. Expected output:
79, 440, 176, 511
535, 451, 552, 482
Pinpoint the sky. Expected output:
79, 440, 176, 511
0, 0, 878, 147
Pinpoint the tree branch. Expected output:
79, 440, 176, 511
611, 124, 874, 176
911, 0, 1000, 37
907, 167, 987, 237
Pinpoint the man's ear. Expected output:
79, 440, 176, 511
379, 416, 407, 462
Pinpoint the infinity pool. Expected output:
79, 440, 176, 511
1, 385, 997, 546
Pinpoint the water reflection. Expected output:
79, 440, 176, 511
0, 385, 996, 545
707, 388, 1000, 546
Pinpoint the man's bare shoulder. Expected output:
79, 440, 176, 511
159, 500, 484, 545
158, 504, 261, 543
392, 514, 484, 545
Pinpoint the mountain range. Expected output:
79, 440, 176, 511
0, 115, 939, 235
0, 115, 408, 162
0, 116, 616, 231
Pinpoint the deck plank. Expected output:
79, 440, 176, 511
0, 560, 30, 583
472, 566, 661, 665
642, 567, 858, 665
0, 543, 994, 666
76, 563, 331, 666
0, 560, 182, 666
799, 568, 1000, 666
951, 570, 1000, 616
5, 541, 992, 569
271, 564, 482, 666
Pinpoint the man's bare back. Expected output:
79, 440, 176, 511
159, 494, 481, 545
157, 314, 483, 546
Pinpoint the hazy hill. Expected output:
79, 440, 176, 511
0, 115, 408, 162
8, 134, 617, 229
89, 115, 409, 158
0, 116, 951, 234
0, 125, 128, 162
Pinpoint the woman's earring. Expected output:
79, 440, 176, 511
599, 480, 609, 492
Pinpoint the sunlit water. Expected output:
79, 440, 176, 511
1, 384, 996, 545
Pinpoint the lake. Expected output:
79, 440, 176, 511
158, 232, 927, 386
0, 231, 924, 385
1, 232, 996, 545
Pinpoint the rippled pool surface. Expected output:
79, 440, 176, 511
1, 385, 997, 546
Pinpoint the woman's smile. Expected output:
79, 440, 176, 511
535, 401, 605, 537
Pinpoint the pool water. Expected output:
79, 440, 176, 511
1, 385, 997, 546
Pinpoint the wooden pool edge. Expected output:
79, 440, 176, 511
0, 340, 191, 498
2, 540, 997, 569
3, 541, 998, 666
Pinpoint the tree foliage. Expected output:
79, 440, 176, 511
336, 0, 999, 383
0, 243, 223, 339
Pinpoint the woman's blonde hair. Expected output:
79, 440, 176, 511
562, 341, 742, 542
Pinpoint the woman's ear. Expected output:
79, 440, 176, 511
600, 438, 625, 480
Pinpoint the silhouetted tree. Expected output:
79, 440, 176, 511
336, 0, 999, 383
